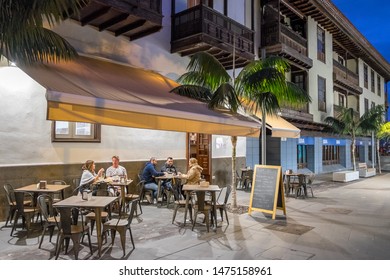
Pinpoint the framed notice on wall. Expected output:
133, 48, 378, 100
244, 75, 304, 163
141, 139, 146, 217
248, 165, 286, 219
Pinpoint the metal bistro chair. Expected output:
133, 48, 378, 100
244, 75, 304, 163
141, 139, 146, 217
37, 194, 59, 248
103, 199, 138, 256
214, 185, 232, 225
48, 180, 67, 202
11, 191, 39, 236
125, 180, 144, 215
3, 184, 31, 227
54, 206, 93, 260
305, 173, 315, 198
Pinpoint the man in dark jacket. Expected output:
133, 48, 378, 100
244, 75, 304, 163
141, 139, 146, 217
141, 157, 166, 204
160, 157, 179, 199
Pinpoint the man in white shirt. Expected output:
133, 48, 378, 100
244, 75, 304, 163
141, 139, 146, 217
106, 155, 127, 195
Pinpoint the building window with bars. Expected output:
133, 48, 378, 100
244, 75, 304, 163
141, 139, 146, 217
52, 121, 101, 142
297, 145, 308, 169
364, 64, 368, 89
371, 69, 375, 93
364, 98, 369, 114
317, 26, 325, 62
377, 76, 381, 96
318, 76, 326, 112
322, 145, 340, 165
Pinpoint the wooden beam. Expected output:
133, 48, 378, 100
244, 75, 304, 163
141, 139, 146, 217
129, 25, 162, 41
80, 6, 111, 26
99, 13, 129, 31
115, 19, 146, 36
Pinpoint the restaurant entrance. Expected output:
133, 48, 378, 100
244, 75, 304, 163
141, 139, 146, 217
187, 133, 211, 182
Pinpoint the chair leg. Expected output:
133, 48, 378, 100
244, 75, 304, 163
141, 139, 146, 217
49, 226, 55, 242
128, 227, 135, 249
86, 231, 93, 256
55, 234, 64, 260
110, 229, 116, 245
39, 225, 47, 249
192, 211, 198, 231
10, 211, 20, 236
117, 228, 126, 256
71, 234, 81, 260
138, 200, 143, 215
172, 205, 179, 224
205, 212, 210, 232
90, 220, 95, 235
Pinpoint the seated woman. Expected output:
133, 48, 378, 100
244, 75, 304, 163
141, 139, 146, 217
178, 158, 203, 198
78, 160, 104, 195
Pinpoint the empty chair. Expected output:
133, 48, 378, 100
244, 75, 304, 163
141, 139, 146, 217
242, 169, 254, 190
124, 180, 144, 215
103, 199, 138, 256
3, 184, 31, 227
235, 170, 243, 189
37, 194, 58, 248
48, 180, 67, 202
11, 191, 39, 236
214, 185, 232, 225
172, 191, 193, 224
192, 192, 212, 232
305, 173, 315, 197
54, 207, 93, 260
85, 182, 111, 234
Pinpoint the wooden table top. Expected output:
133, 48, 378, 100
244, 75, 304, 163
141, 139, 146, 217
183, 184, 220, 192
53, 195, 119, 208
15, 184, 71, 193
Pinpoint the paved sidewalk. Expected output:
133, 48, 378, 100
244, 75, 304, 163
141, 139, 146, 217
1, 172, 390, 260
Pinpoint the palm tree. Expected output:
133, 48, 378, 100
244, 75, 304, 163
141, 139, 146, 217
325, 106, 385, 171
0, 0, 86, 65
360, 105, 386, 173
236, 56, 310, 164
170, 52, 242, 208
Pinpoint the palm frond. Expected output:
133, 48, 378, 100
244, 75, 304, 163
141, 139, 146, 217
186, 52, 231, 92
2, 27, 78, 65
170, 85, 212, 103
324, 116, 345, 134
177, 71, 209, 89
209, 83, 240, 112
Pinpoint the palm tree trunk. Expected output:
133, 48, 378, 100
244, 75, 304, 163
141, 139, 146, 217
352, 136, 356, 171
376, 138, 382, 174
231, 135, 238, 209
261, 107, 267, 165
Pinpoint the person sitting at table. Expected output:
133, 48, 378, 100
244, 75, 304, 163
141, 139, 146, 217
177, 157, 203, 197
78, 160, 104, 195
106, 155, 127, 196
160, 157, 178, 197
141, 157, 167, 204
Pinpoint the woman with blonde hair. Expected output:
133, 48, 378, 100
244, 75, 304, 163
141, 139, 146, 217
78, 160, 104, 194
178, 157, 203, 185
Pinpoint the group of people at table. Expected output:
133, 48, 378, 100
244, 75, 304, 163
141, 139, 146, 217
78, 155, 204, 204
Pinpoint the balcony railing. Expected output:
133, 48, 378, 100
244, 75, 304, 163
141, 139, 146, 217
125, 0, 161, 14
333, 60, 359, 85
280, 24, 307, 56
333, 105, 360, 119
171, 5, 255, 68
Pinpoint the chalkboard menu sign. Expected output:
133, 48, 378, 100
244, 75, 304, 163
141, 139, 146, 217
248, 165, 286, 219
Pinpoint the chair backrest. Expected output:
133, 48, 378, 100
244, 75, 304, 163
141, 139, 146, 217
49, 180, 67, 185
3, 184, 16, 205
54, 207, 86, 235
37, 194, 55, 221
14, 191, 33, 212
217, 185, 232, 205
95, 182, 110, 196
307, 173, 315, 185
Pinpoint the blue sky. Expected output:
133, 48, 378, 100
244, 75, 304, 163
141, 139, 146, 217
332, 0, 390, 119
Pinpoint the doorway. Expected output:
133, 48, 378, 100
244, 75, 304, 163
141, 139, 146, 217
187, 133, 211, 182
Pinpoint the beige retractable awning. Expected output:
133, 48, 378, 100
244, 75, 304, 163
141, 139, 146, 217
21, 56, 260, 137
256, 113, 300, 138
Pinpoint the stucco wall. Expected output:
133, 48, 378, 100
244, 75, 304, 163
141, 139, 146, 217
306, 17, 334, 123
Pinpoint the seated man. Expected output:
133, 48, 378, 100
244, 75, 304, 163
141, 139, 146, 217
141, 157, 166, 204
160, 157, 179, 200
106, 155, 127, 196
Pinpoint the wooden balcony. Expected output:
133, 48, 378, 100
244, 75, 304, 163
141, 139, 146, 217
280, 107, 313, 123
171, 5, 255, 69
262, 23, 312, 69
333, 105, 360, 119
333, 60, 362, 95
71, 0, 162, 41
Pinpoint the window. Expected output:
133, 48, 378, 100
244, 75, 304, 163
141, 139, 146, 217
364, 98, 369, 114
317, 26, 325, 62
371, 70, 375, 92
377, 76, 381, 96
337, 56, 345, 66
338, 94, 346, 107
297, 145, 308, 169
371, 101, 375, 109
318, 76, 326, 112
322, 145, 340, 165
363, 64, 368, 88
52, 121, 101, 142
292, 72, 305, 90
